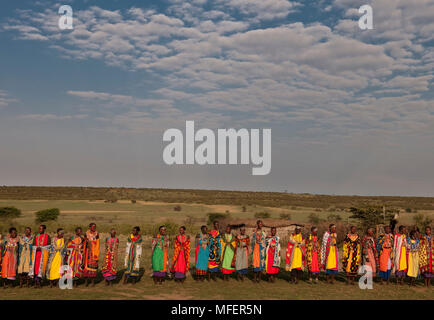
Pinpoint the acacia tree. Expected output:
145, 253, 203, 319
349, 206, 397, 231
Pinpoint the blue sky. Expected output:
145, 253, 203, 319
0, 0, 433, 195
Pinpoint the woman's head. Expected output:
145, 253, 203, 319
179, 226, 186, 234
159, 226, 166, 235
9, 227, 17, 237
57, 228, 64, 237
132, 226, 140, 236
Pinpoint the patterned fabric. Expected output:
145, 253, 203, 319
407, 238, 419, 278
305, 234, 320, 273
321, 231, 338, 270
221, 233, 236, 274
377, 233, 393, 273
102, 236, 119, 280
235, 234, 250, 272
83, 230, 100, 278
342, 234, 361, 275
362, 235, 378, 274
152, 234, 169, 275
29, 233, 50, 279
46, 237, 66, 280
208, 230, 222, 271
266, 235, 281, 274
1, 235, 20, 279
66, 235, 84, 279
195, 233, 209, 272
0, 236, 3, 278
419, 234, 433, 275
171, 234, 190, 276
251, 229, 267, 271
392, 233, 408, 273
17, 234, 33, 274
125, 234, 142, 277
285, 233, 305, 271
195, 268, 207, 276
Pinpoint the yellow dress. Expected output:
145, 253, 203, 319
48, 238, 65, 280
326, 235, 337, 270
398, 242, 407, 271
407, 239, 419, 278
290, 233, 303, 269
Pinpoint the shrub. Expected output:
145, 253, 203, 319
131, 199, 137, 204
207, 213, 230, 225
308, 213, 321, 224
0, 207, 21, 219
174, 205, 182, 212
104, 193, 118, 203
405, 208, 412, 213
279, 213, 292, 220
152, 220, 179, 236
349, 206, 397, 230
254, 212, 270, 219
413, 214, 432, 231
327, 213, 342, 221
35, 208, 60, 223
242, 206, 247, 212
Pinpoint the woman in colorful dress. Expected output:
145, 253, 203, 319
286, 226, 305, 284
321, 224, 339, 284
124, 226, 143, 284
266, 227, 281, 283
407, 230, 420, 286
208, 220, 222, 281
235, 226, 249, 281
17, 227, 33, 288
342, 226, 361, 285
305, 226, 320, 283
152, 226, 169, 284
102, 228, 119, 285
220, 225, 236, 281
195, 225, 209, 281
83, 223, 100, 287
251, 220, 267, 282
66, 227, 84, 287
377, 225, 394, 285
30, 225, 51, 288
2, 227, 20, 288
392, 225, 408, 285
171, 226, 191, 283
47, 228, 67, 288
362, 228, 378, 280
419, 226, 433, 287
0, 234, 2, 280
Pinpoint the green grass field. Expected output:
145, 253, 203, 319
2, 275, 433, 300
0, 187, 433, 300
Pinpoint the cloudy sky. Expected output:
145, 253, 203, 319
0, 0, 433, 196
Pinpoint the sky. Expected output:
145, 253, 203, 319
0, 0, 433, 196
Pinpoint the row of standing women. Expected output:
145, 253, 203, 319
0, 220, 433, 288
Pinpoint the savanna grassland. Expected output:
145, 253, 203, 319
0, 186, 433, 300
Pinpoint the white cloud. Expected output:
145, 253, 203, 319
19, 114, 88, 120
0, 90, 17, 107
2, 3, 432, 143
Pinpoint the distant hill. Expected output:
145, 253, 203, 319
0, 186, 433, 210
